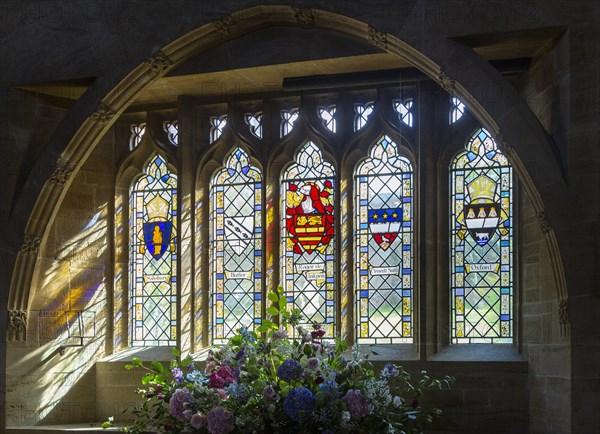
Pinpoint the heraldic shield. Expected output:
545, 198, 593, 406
285, 181, 334, 254
368, 208, 402, 250
458, 174, 506, 247
224, 216, 253, 255
140, 195, 174, 259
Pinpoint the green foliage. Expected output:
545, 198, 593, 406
104, 287, 455, 433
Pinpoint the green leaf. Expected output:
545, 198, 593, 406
181, 355, 193, 367
268, 292, 279, 303
279, 297, 287, 309
172, 347, 181, 357
150, 361, 164, 374
277, 285, 284, 295
132, 357, 143, 367
124, 364, 134, 370
256, 324, 270, 333
141, 372, 155, 385
266, 307, 279, 316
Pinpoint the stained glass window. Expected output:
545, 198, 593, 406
450, 128, 513, 343
210, 115, 228, 143
281, 141, 335, 336
245, 112, 263, 139
210, 148, 262, 343
318, 106, 336, 133
393, 99, 413, 127
354, 102, 374, 131
355, 136, 414, 343
281, 109, 299, 138
163, 120, 178, 146
130, 123, 146, 151
129, 154, 177, 346
449, 97, 466, 124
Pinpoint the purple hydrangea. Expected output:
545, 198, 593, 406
277, 358, 302, 382
284, 387, 316, 421
343, 389, 369, 419
168, 388, 195, 421
207, 406, 235, 434
190, 412, 207, 429
171, 368, 184, 384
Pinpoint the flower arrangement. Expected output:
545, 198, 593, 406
108, 288, 453, 433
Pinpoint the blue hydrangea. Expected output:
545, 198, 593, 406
319, 379, 340, 399
284, 387, 316, 421
277, 358, 302, 382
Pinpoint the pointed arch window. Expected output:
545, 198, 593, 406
129, 154, 177, 346
210, 148, 262, 342
450, 128, 513, 343
355, 136, 414, 343
281, 142, 336, 335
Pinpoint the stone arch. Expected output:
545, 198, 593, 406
7, 5, 568, 334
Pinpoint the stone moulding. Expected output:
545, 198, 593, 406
368, 25, 387, 50
49, 165, 73, 186
19, 234, 40, 255
291, 7, 315, 26
214, 15, 237, 35
438, 69, 457, 96
145, 51, 173, 75
7, 310, 27, 342
91, 103, 115, 125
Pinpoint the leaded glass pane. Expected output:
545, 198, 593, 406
318, 106, 336, 133
449, 97, 466, 124
450, 128, 513, 343
129, 153, 177, 346
355, 135, 413, 343
210, 115, 228, 143
163, 120, 178, 146
281, 141, 335, 336
354, 102, 374, 131
130, 123, 146, 151
281, 109, 299, 138
245, 112, 263, 139
393, 99, 413, 127
210, 147, 262, 343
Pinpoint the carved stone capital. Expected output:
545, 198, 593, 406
558, 298, 569, 324
492, 130, 512, 154
49, 165, 73, 186
368, 26, 387, 50
20, 233, 40, 255
91, 104, 115, 125
145, 51, 172, 75
292, 7, 315, 26
536, 210, 552, 234
438, 70, 456, 96
8, 310, 27, 342
214, 15, 236, 35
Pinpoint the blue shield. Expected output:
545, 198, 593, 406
143, 221, 173, 259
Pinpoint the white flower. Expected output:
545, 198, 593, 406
341, 411, 351, 423
393, 396, 402, 408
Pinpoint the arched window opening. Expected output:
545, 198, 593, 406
450, 128, 513, 343
355, 136, 414, 343
281, 141, 336, 336
210, 148, 263, 343
129, 153, 178, 346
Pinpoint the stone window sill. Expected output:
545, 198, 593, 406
428, 344, 525, 362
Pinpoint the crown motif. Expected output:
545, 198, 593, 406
146, 196, 169, 221
468, 175, 496, 204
